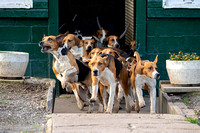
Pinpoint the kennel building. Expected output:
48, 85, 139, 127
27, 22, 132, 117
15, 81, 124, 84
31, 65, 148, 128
0, 0, 200, 95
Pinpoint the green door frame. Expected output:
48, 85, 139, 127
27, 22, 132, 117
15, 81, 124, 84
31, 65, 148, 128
135, 0, 147, 59
48, 0, 60, 96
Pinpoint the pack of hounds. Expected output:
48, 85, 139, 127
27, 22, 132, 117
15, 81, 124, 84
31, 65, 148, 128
39, 19, 160, 114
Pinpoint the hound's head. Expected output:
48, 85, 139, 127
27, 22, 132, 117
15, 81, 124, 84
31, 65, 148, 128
62, 34, 81, 49
100, 48, 120, 58
93, 28, 109, 43
89, 55, 109, 76
129, 40, 136, 51
82, 39, 96, 53
142, 55, 160, 79
39, 33, 68, 53
88, 48, 102, 59
104, 35, 120, 48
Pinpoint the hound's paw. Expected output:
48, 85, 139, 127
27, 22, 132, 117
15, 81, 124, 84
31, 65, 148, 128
90, 98, 96, 103
97, 104, 104, 113
139, 101, 146, 108
87, 110, 93, 113
150, 111, 156, 114
105, 107, 112, 114
77, 101, 84, 110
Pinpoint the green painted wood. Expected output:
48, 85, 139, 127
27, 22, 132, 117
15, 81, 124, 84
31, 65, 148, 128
148, 8, 200, 18
0, 26, 31, 43
147, 19, 200, 37
48, 0, 59, 96
0, 9, 48, 18
135, 0, 147, 58
147, 36, 200, 53
31, 26, 48, 43
33, 0, 48, 9
148, 0, 162, 8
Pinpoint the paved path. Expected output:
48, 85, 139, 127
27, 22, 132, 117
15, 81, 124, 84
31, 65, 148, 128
51, 94, 200, 132
51, 113, 200, 133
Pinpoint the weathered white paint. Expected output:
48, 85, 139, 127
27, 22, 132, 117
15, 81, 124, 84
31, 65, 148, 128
166, 60, 200, 84
0, 0, 33, 9
163, 0, 200, 9
0, 51, 29, 77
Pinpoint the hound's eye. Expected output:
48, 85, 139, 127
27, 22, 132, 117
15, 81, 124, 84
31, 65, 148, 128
155, 67, 158, 70
149, 67, 153, 70
68, 40, 72, 42
100, 34, 103, 37
111, 39, 114, 42
92, 52, 94, 55
85, 42, 88, 44
109, 52, 112, 54
48, 38, 52, 41
98, 62, 102, 66
91, 63, 95, 66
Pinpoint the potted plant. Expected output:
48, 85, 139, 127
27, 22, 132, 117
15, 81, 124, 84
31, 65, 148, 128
166, 51, 200, 85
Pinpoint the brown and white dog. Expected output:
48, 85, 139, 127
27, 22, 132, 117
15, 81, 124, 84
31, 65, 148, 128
100, 48, 126, 64
130, 51, 160, 114
39, 34, 100, 113
88, 54, 135, 113
82, 38, 96, 61
62, 34, 83, 60
104, 35, 120, 49
93, 28, 109, 48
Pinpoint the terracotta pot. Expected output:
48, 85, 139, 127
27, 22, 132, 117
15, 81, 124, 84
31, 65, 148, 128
0, 51, 29, 78
166, 60, 200, 85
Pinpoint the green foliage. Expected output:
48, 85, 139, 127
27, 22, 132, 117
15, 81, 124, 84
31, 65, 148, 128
184, 117, 200, 126
169, 51, 200, 61
183, 98, 189, 103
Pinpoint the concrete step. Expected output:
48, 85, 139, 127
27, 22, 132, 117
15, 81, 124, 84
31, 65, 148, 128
54, 94, 158, 114
51, 113, 200, 133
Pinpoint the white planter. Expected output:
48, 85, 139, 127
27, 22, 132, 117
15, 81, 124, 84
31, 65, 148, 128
0, 51, 29, 78
166, 60, 200, 85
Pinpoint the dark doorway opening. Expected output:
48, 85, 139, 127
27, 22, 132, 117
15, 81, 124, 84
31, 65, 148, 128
58, 0, 135, 95
59, 0, 125, 37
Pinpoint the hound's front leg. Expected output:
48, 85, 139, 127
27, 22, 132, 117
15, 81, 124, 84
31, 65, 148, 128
136, 85, 145, 108
149, 87, 156, 114
106, 83, 116, 113
72, 84, 84, 110
90, 76, 99, 103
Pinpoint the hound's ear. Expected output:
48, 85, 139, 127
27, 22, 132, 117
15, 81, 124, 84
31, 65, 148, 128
103, 37, 109, 46
102, 55, 110, 65
56, 33, 68, 43
74, 35, 81, 47
84, 58, 91, 63
98, 51, 102, 55
154, 55, 158, 64
91, 39, 97, 48
43, 34, 46, 37
80, 40, 84, 47
114, 51, 120, 58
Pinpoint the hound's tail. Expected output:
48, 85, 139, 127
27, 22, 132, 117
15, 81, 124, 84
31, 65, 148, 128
134, 51, 141, 64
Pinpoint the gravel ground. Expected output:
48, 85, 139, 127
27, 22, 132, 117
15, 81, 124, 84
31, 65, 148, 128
171, 92, 200, 118
0, 82, 49, 133
181, 92, 200, 116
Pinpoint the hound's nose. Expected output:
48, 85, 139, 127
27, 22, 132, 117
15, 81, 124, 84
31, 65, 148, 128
115, 44, 120, 48
86, 46, 92, 52
156, 73, 160, 79
93, 69, 99, 76
39, 41, 44, 46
